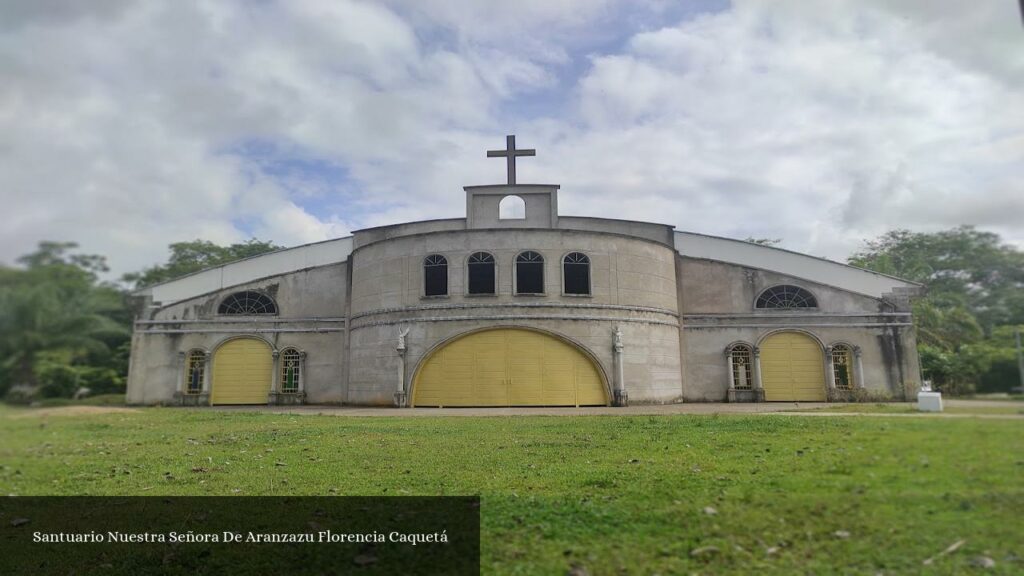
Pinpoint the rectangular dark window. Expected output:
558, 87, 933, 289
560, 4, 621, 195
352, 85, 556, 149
564, 263, 589, 295
468, 263, 495, 294
425, 265, 447, 296
516, 262, 544, 294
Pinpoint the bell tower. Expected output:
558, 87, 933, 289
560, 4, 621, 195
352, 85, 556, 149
466, 135, 558, 229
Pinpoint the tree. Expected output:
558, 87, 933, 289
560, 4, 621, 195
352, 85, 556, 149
850, 226, 1024, 333
850, 226, 1024, 393
744, 237, 782, 247
0, 242, 130, 397
122, 239, 282, 289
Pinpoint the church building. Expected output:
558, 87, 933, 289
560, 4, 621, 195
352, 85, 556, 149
127, 136, 923, 407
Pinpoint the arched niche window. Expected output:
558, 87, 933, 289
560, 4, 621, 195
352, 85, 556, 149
563, 252, 591, 295
280, 348, 302, 394
467, 252, 496, 295
728, 344, 753, 390
218, 290, 278, 315
424, 254, 448, 297
755, 285, 818, 309
831, 344, 854, 390
499, 195, 526, 219
515, 251, 545, 294
184, 350, 206, 394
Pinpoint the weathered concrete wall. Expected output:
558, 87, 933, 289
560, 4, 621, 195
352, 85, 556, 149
353, 219, 465, 249
679, 257, 893, 314
466, 185, 558, 229
558, 216, 674, 247
127, 264, 349, 405
347, 228, 683, 404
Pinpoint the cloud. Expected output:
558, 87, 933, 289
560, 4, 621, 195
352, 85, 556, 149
2, 0, 1021, 278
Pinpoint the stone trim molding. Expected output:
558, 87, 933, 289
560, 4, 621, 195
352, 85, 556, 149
135, 317, 347, 325
682, 312, 910, 319
351, 314, 679, 330
352, 301, 679, 321
138, 327, 345, 335
683, 322, 912, 329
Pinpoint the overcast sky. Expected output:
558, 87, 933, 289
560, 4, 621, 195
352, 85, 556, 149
3, 0, 1022, 276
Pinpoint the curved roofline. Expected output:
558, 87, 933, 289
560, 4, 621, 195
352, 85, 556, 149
675, 229, 922, 287
134, 235, 355, 296
559, 215, 677, 229
351, 217, 465, 234
350, 225, 676, 254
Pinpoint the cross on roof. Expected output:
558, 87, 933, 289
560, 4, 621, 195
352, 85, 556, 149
486, 135, 535, 185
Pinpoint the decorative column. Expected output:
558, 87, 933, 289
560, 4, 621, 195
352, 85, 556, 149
175, 351, 186, 395
394, 327, 410, 408
612, 326, 628, 407
752, 346, 764, 402
297, 350, 308, 396
725, 348, 737, 403
269, 350, 281, 405
726, 349, 737, 390
824, 345, 837, 401
201, 350, 212, 406
853, 346, 865, 390
174, 351, 187, 405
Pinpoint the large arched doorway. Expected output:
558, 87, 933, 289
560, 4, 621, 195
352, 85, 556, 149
412, 328, 608, 407
760, 332, 827, 401
211, 338, 273, 405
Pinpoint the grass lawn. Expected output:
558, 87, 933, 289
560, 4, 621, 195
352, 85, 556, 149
799, 402, 1024, 416
1, 406, 1021, 574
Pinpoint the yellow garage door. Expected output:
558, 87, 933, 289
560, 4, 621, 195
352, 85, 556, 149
413, 329, 607, 407
211, 338, 273, 405
760, 332, 827, 401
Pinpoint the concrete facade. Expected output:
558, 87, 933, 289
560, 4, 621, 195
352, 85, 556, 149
128, 182, 923, 406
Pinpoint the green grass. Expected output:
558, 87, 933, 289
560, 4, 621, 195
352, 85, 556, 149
15, 393, 128, 408
796, 402, 1024, 416
1, 407, 1021, 574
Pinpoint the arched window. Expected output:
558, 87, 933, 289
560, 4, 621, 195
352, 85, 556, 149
424, 254, 448, 297
755, 285, 818, 309
280, 349, 302, 394
185, 350, 205, 394
218, 291, 278, 315
563, 252, 590, 295
515, 251, 545, 294
468, 252, 496, 295
832, 344, 853, 390
729, 345, 753, 390
498, 195, 526, 219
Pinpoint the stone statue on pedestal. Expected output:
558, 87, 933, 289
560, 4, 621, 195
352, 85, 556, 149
396, 326, 410, 352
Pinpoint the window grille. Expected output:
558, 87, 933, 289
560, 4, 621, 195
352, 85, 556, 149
218, 291, 278, 315
281, 349, 302, 393
424, 254, 448, 296
515, 251, 544, 294
730, 345, 753, 390
563, 252, 590, 295
832, 345, 854, 390
755, 285, 818, 309
185, 350, 205, 394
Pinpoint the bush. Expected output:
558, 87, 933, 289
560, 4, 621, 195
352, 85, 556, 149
36, 363, 78, 398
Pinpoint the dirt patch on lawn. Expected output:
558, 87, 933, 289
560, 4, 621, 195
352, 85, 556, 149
8, 406, 140, 418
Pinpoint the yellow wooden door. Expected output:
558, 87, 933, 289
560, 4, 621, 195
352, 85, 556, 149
760, 332, 827, 401
211, 338, 273, 405
413, 329, 607, 407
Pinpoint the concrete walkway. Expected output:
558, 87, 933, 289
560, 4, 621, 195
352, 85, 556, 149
212, 399, 1024, 419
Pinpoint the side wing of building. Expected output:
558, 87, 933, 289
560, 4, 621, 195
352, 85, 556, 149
674, 231, 924, 401
126, 237, 353, 405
